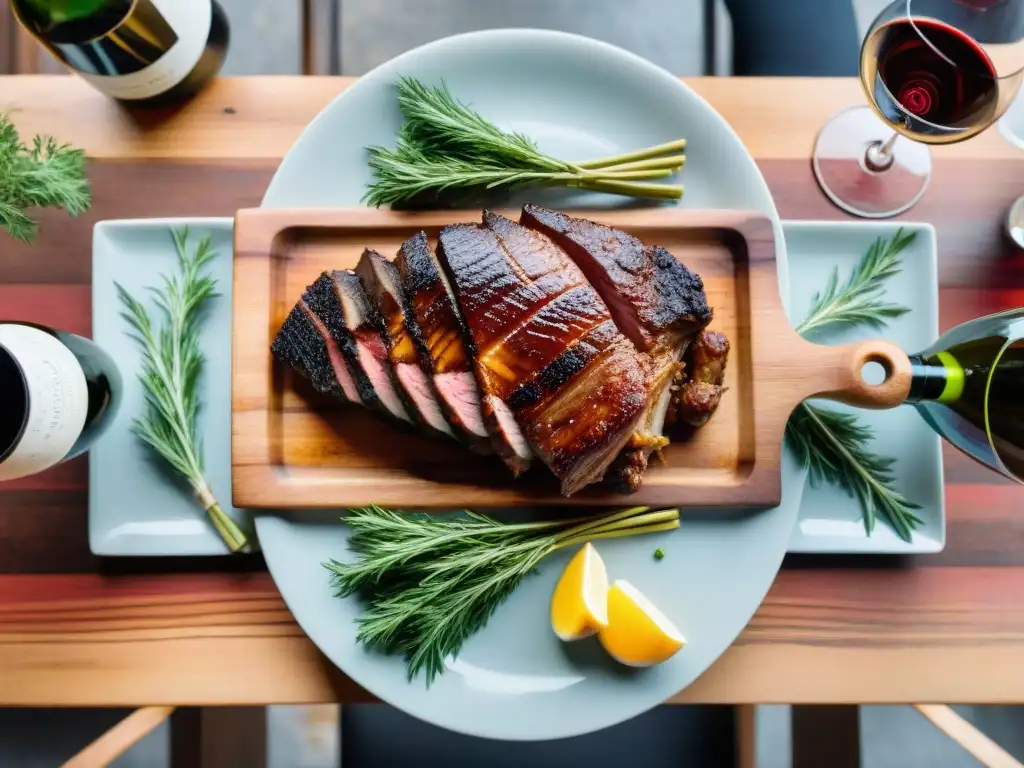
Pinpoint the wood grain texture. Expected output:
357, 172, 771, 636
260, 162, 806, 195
0, 76, 1023, 706
233, 206, 909, 509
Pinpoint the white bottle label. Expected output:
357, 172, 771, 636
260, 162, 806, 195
47, 0, 212, 101
0, 325, 88, 481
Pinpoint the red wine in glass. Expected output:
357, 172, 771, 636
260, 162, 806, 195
862, 18, 1000, 143
813, 0, 1024, 219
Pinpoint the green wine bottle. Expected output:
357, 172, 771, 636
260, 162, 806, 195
905, 308, 1024, 481
10, 0, 229, 107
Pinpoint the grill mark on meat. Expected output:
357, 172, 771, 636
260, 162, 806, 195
522, 331, 649, 495
394, 232, 495, 453
520, 204, 713, 352
477, 284, 607, 400
519, 205, 717, 493
356, 248, 453, 437
436, 222, 534, 475
438, 213, 649, 493
507, 319, 619, 411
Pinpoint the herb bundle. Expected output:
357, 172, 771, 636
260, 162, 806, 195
325, 504, 680, 685
116, 229, 248, 553
785, 229, 922, 540
364, 77, 686, 206
0, 113, 91, 243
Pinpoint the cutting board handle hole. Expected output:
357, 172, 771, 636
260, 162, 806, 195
860, 360, 888, 386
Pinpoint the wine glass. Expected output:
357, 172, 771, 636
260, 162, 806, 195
813, 0, 1024, 218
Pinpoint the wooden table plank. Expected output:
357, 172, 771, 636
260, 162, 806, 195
1, 567, 1024, 705
0, 76, 1022, 706
1, 77, 1017, 161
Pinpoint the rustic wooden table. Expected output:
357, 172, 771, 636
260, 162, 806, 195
1, 76, 1022, 709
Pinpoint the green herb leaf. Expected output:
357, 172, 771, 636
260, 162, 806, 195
786, 230, 921, 541
116, 228, 248, 553
363, 77, 685, 206
796, 229, 915, 337
786, 404, 922, 540
326, 505, 680, 685
0, 113, 91, 243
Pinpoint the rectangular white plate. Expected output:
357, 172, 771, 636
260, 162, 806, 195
90, 218, 251, 556
89, 217, 939, 556
782, 220, 945, 554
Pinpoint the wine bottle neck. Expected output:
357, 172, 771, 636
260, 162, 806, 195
906, 352, 965, 404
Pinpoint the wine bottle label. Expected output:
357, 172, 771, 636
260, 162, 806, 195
0, 325, 89, 481
24, 0, 212, 101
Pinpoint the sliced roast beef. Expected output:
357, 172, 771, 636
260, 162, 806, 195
436, 212, 649, 494
325, 270, 412, 425
272, 273, 373, 405
520, 204, 713, 352
355, 248, 453, 439
271, 298, 355, 402
272, 205, 727, 497
394, 232, 494, 455
520, 204, 719, 492
434, 223, 534, 476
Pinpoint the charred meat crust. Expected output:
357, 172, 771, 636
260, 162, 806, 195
519, 204, 713, 351
435, 221, 535, 474
270, 301, 347, 400
328, 269, 414, 426
298, 273, 380, 405
605, 430, 671, 494
355, 248, 453, 437
478, 212, 650, 494
394, 232, 493, 453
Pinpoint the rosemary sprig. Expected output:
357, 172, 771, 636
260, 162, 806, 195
787, 404, 922, 541
116, 229, 248, 553
797, 228, 915, 337
786, 229, 921, 541
364, 77, 686, 206
0, 112, 91, 243
325, 504, 679, 685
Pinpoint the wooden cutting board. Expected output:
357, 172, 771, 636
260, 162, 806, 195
232, 207, 911, 509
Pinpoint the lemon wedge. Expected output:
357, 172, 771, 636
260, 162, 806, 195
598, 579, 686, 667
550, 542, 609, 641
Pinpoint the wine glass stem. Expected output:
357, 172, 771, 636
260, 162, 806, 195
865, 131, 900, 172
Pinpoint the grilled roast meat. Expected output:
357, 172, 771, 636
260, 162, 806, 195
355, 248, 452, 438
520, 204, 712, 352
519, 204, 714, 492
271, 206, 729, 496
394, 232, 494, 454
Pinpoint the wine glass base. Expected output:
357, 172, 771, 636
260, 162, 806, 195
812, 105, 932, 219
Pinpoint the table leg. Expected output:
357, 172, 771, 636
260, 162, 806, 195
791, 705, 860, 768
170, 707, 267, 768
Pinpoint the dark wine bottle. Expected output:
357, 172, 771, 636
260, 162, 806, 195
0, 322, 122, 481
905, 309, 1024, 481
9, 0, 229, 108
